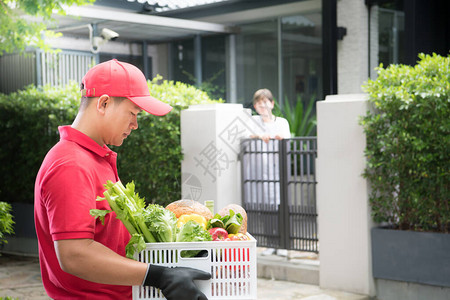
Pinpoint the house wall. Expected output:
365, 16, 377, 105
336, 0, 377, 93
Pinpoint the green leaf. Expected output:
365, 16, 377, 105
0, 0, 94, 55
125, 233, 146, 259
89, 209, 111, 226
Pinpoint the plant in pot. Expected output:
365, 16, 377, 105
273, 95, 317, 137
360, 53, 449, 288
0, 201, 15, 248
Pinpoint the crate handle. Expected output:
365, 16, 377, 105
179, 249, 210, 260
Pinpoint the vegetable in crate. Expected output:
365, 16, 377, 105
144, 204, 177, 243
91, 180, 213, 259
228, 233, 250, 241
124, 205, 179, 258
209, 227, 229, 241
166, 199, 214, 221
177, 213, 207, 229
218, 204, 248, 234
176, 220, 212, 243
208, 209, 243, 234
176, 220, 212, 257
90, 180, 156, 243
90, 180, 157, 258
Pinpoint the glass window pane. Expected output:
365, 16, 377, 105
202, 35, 226, 100
171, 40, 196, 85
236, 19, 278, 108
378, 1, 405, 66
281, 11, 322, 110
235, 1, 323, 111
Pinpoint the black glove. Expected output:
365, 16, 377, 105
143, 264, 211, 300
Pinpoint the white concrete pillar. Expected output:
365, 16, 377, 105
316, 94, 375, 296
337, 0, 370, 93
180, 104, 253, 214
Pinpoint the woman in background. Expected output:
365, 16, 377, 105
246, 88, 290, 256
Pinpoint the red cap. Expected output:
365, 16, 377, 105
81, 59, 172, 116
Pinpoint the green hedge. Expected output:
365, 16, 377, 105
361, 53, 450, 233
0, 75, 221, 206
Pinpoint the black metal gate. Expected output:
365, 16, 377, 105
240, 137, 318, 252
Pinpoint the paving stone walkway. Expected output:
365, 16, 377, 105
0, 253, 368, 300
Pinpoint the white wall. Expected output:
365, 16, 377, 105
180, 104, 253, 214
316, 94, 375, 296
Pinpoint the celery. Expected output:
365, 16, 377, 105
104, 183, 156, 243
90, 180, 158, 258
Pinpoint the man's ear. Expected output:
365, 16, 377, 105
96, 95, 111, 114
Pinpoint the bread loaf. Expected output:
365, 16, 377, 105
218, 204, 247, 234
166, 199, 214, 221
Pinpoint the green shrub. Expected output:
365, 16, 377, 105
361, 53, 450, 233
0, 201, 15, 245
0, 84, 79, 205
0, 75, 221, 206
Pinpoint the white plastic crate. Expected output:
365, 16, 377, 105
132, 234, 257, 300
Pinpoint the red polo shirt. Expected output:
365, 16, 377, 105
34, 126, 132, 299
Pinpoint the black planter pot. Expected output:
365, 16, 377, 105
371, 227, 450, 287
0, 202, 38, 256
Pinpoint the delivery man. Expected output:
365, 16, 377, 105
34, 59, 210, 299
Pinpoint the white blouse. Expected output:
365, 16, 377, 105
249, 115, 291, 138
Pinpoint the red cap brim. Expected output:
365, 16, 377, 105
128, 96, 173, 116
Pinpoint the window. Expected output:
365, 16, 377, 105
378, 2, 405, 66
281, 13, 322, 109
235, 6, 322, 110
236, 19, 278, 107
170, 36, 226, 100
171, 40, 195, 85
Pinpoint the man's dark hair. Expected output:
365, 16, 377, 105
78, 82, 127, 111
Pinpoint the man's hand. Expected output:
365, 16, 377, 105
144, 265, 211, 300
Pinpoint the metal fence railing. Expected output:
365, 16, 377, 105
0, 50, 95, 94
39, 50, 95, 87
240, 137, 318, 253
